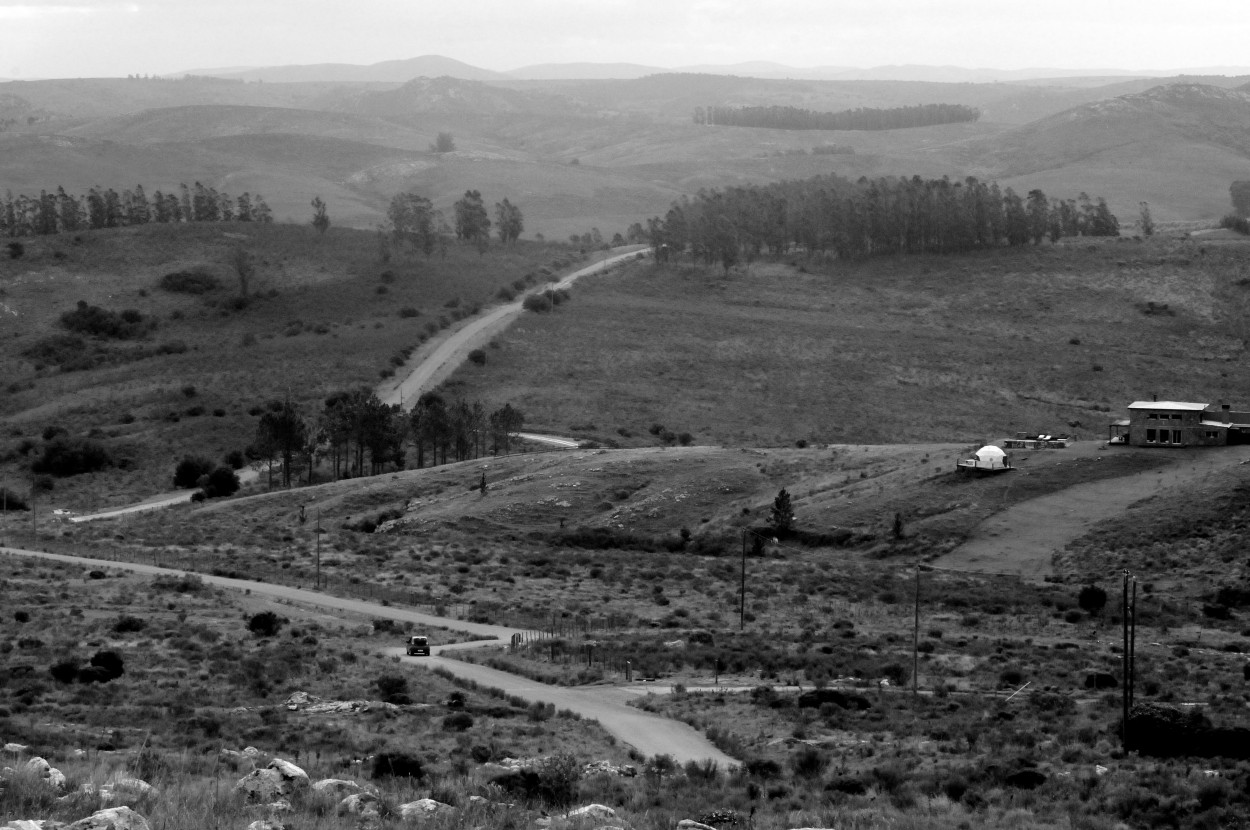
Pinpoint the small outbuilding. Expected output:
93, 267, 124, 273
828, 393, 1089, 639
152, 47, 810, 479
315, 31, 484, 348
957, 445, 1013, 473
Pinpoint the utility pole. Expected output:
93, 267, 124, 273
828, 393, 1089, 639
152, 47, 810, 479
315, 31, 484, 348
913, 562, 921, 696
1129, 577, 1138, 713
1121, 570, 1130, 752
739, 529, 749, 630
314, 509, 322, 589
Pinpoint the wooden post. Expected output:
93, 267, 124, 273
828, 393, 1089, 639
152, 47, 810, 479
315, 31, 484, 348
913, 562, 921, 696
1129, 578, 1138, 713
1122, 570, 1130, 751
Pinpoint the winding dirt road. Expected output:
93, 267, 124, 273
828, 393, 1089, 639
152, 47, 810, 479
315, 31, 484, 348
0, 545, 736, 767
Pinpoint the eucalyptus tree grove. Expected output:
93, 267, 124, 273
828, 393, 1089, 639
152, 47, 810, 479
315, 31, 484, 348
646, 174, 1119, 270
2, 182, 272, 237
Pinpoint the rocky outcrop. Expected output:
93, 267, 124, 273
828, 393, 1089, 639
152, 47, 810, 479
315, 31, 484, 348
338, 793, 381, 818
311, 778, 371, 796
22, 757, 66, 789
235, 759, 309, 801
94, 775, 157, 806
398, 798, 453, 819
66, 808, 150, 830
283, 691, 399, 715
566, 805, 616, 820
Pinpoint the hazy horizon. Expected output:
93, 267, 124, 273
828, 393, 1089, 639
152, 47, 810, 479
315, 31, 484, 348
3, 0, 1249, 81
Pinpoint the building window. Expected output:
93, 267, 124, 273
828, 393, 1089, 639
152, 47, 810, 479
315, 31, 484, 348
1172, 413, 1182, 420
1146, 414, 1156, 421
1146, 429, 1157, 442
1172, 430, 1182, 443
1207, 431, 1219, 439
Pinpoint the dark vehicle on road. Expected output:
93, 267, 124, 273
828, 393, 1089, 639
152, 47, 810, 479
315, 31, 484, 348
406, 635, 430, 656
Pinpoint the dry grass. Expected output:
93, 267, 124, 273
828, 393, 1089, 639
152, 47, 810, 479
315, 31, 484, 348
0, 222, 584, 507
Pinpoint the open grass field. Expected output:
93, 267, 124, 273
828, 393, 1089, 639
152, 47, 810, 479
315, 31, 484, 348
436, 235, 1250, 450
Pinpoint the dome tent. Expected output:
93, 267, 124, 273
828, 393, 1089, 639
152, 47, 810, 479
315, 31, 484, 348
957, 444, 1012, 473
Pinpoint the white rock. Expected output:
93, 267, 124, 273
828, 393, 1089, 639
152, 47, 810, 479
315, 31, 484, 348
4, 743, 31, 754
235, 769, 286, 801
1094, 765, 1108, 776
246, 821, 284, 830
338, 793, 380, 816
676, 822, 717, 830
311, 778, 368, 795
399, 798, 454, 819
23, 757, 66, 789
266, 759, 308, 787
66, 807, 151, 830
3, 821, 51, 830
242, 747, 263, 758
566, 805, 616, 820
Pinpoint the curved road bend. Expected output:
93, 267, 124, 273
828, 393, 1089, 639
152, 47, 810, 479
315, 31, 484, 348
0, 546, 735, 768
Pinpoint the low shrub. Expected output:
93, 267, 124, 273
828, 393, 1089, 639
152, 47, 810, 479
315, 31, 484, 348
0, 487, 30, 511
371, 752, 425, 780
31, 438, 114, 477
60, 301, 156, 340
159, 270, 221, 294
248, 611, 283, 637
113, 615, 147, 633
201, 466, 240, 498
468, 349, 486, 365
174, 456, 214, 488
522, 293, 552, 313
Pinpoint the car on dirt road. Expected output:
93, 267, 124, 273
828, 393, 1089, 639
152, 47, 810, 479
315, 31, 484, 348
406, 635, 430, 656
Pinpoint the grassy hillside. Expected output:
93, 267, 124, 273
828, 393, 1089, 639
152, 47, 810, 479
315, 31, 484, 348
0, 223, 584, 506
435, 237, 1250, 449
978, 84, 1250, 221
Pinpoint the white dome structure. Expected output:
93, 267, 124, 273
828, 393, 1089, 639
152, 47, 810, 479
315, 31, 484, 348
957, 445, 1012, 473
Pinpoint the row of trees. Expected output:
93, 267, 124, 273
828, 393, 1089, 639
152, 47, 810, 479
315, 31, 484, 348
694, 103, 981, 131
383, 189, 525, 255
645, 173, 1120, 269
249, 391, 526, 488
1, 182, 273, 237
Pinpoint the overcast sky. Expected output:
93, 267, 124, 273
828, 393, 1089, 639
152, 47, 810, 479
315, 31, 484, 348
3, 0, 1248, 79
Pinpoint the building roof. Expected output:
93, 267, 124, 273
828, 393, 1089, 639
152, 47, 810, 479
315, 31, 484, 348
1127, 401, 1209, 411
1201, 420, 1232, 429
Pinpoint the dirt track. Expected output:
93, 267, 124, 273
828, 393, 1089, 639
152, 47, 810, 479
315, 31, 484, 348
935, 442, 1250, 578
381, 248, 645, 408
0, 545, 737, 767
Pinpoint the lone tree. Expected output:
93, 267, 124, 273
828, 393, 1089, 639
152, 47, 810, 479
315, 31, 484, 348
231, 246, 253, 300
431, 132, 455, 153
453, 190, 491, 245
770, 488, 794, 537
494, 198, 524, 244
311, 196, 330, 237
1138, 201, 1155, 237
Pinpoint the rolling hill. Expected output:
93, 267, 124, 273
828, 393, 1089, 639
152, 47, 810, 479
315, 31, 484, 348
981, 83, 1250, 220
186, 54, 508, 83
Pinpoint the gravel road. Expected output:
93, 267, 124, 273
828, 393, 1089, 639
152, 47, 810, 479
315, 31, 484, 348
0, 545, 736, 767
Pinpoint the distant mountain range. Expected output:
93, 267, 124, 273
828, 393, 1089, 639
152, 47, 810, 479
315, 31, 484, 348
176, 55, 1250, 85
